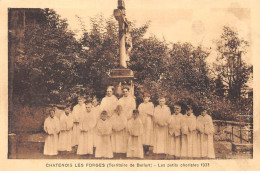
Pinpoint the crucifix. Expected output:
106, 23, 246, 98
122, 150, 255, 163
110, 0, 134, 97
114, 0, 132, 68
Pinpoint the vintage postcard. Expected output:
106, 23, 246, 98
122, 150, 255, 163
0, 0, 260, 171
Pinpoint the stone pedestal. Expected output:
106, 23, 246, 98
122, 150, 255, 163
109, 68, 134, 97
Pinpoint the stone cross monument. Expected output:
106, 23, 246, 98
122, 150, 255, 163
109, 0, 134, 97
113, 0, 132, 68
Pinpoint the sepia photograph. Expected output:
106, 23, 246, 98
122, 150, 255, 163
1, 0, 260, 171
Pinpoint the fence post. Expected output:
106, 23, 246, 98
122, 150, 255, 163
240, 127, 242, 144
250, 129, 253, 144
8, 133, 17, 159
231, 126, 234, 142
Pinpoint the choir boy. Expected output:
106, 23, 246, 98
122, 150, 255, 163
43, 108, 60, 155
153, 97, 171, 155
58, 105, 74, 152
72, 97, 86, 147
180, 104, 189, 158
77, 103, 96, 155
95, 111, 113, 158
138, 93, 154, 154
197, 107, 215, 158
111, 105, 127, 154
186, 105, 198, 158
126, 110, 144, 158
92, 97, 101, 149
168, 102, 182, 158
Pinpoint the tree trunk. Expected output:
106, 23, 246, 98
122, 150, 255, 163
8, 9, 19, 132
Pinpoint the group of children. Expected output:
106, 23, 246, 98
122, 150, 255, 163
43, 86, 215, 159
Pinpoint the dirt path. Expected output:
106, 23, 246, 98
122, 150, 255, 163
12, 133, 252, 159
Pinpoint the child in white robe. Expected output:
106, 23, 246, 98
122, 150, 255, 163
168, 103, 182, 158
72, 97, 86, 147
180, 106, 189, 158
186, 105, 198, 158
95, 111, 113, 158
92, 97, 101, 118
118, 86, 136, 121
77, 103, 96, 155
197, 108, 215, 159
174, 102, 188, 158
58, 106, 74, 152
92, 97, 101, 149
53, 105, 63, 119
153, 97, 171, 154
167, 113, 176, 157
127, 109, 144, 158
111, 105, 127, 154
138, 93, 154, 154
43, 108, 60, 155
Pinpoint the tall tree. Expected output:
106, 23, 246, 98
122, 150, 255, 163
13, 9, 81, 104
214, 75, 225, 97
214, 26, 252, 101
164, 43, 211, 99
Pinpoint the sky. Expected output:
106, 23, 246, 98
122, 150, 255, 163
55, 0, 252, 66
